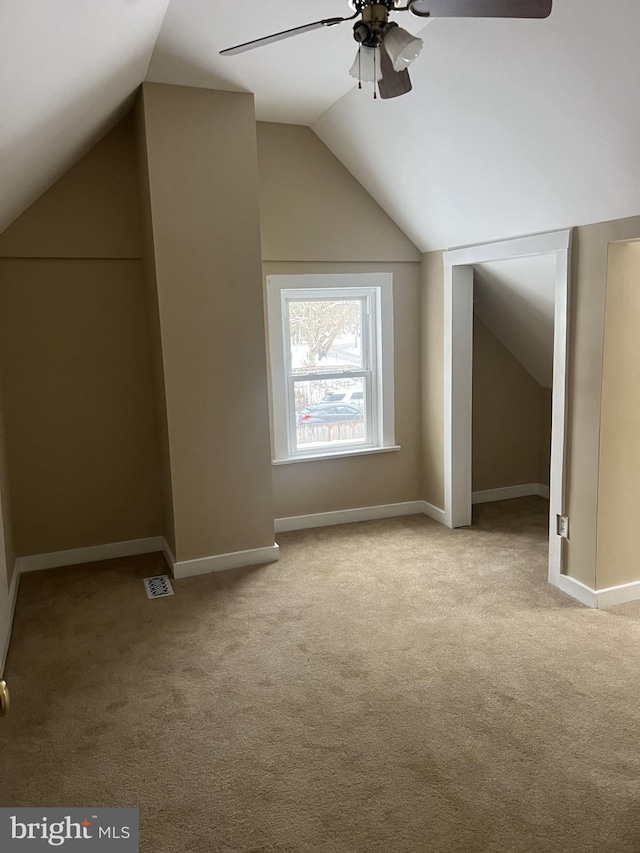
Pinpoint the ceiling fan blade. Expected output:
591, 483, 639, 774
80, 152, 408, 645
378, 46, 413, 99
220, 16, 350, 56
408, 0, 552, 18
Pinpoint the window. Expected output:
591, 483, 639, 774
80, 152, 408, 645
266, 273, 396, 463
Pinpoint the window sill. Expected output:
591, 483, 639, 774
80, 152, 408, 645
272, 445, 401, 466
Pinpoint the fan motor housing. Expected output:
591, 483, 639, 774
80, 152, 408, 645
353, 21, 380, 46
352, 2, 390, 45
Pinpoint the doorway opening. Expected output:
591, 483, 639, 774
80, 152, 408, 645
442, 229, 572, 589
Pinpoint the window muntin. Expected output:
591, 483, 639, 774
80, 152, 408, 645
266, 274, 394, 463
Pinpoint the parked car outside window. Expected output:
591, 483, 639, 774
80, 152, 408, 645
322, 390, 364, 408
296, 403, 363, 424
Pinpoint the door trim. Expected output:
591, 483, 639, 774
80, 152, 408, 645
443, 229, 572, 589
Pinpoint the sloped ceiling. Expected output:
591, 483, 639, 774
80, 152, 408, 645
473, 254, 556, 388
313, 0, 640, 251
3, 0, 640, 252
0, 0, 171, 233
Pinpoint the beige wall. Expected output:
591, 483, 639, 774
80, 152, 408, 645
257, 123, 420, 264
0, 117, 141, 259
472, 317, 548, 492
0, 114, 163, 563
538, 389, 552, 488
0, 260, 163, 556
595, 240, 640, 588
257, 123, 422, 518
141, 84, 274, 562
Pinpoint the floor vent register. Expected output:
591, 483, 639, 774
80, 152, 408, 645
143, 575, 174, 599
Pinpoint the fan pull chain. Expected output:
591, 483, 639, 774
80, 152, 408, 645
373, 47, 377, 99
358, 45, 362, 89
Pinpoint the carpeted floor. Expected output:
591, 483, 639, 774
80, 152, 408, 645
2, 497, 640, 852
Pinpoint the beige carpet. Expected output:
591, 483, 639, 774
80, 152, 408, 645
3, 497, 640, 852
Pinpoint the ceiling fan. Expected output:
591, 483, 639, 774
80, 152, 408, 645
220, 0, 552, 99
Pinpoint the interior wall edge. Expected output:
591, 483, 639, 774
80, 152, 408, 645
134, 87, 177, 557
594, 239, 640, 590
564, 215, 640, 589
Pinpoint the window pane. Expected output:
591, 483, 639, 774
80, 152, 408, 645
287, 299, 363, 374
294, 377, 367, 451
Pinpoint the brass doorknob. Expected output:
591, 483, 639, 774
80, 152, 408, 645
0, 680, 9, 716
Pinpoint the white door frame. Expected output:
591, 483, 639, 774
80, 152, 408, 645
443, 229, 572, 588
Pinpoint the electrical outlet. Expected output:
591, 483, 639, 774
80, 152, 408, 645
557, 515, 570, 539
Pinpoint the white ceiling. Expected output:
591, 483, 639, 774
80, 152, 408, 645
473, 254, 556, 388
313, 0, 640, 251
2, 0, 640, 251
146, 0, 425, 124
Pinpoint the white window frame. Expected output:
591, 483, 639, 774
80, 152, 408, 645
266, 273, 396, 463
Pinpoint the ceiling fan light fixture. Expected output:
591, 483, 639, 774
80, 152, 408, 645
348, 46, 383, 83
383, 23, 423, 71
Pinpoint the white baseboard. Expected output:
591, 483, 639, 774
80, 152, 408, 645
275, 501, 426, 533
595, 579, 640, 607
2, 536, 279, 666
420, 501, 447, 525
160, 537, 177, 574
556, 574, 598, 608
1, 565, 21, 676
555, 573, 640, 608
14, 535, 279, 582
171, 543, 280, 579
472, 483, 549, 504
16, 536, 164, 574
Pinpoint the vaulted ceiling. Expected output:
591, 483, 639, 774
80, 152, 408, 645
3, 0, 640, 249
314, 0, 640, 251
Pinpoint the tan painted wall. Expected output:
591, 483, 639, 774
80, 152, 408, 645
538, 389, 552, 488
421, 251, 445, 509
472, 317, 547, 492
0, 259, 162, 556
596, 240, 640, 588
0, 116, 142, 259
0, 114, 163, 564
257, 123, 420, 264
266, 262, 422, 519
141, 83, 274, 562
257, 122, 422, 518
